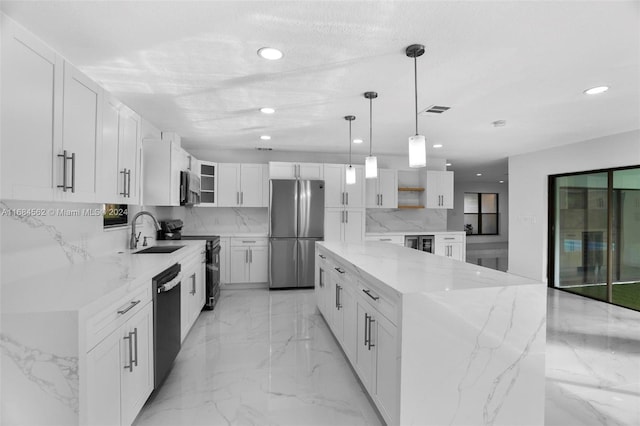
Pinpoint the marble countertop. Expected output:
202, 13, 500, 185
365, 231, 465, 237
317, 241, 539, 294
214, 232, 268, 238
2, 240, 204, 315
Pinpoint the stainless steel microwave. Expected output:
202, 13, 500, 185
180, 170, 201, 206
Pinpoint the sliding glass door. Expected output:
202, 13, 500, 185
611, 168, 640, 308
549, 166, 640, 311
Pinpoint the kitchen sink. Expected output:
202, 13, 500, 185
134, 245, 185, 254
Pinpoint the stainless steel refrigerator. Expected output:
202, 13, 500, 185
269, 179, 324, 288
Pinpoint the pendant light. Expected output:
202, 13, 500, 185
406, 44, 427, 168
344, 115, 357, 185
364, 91, 378, 179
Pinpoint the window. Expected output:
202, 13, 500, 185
464, 193, 498, 235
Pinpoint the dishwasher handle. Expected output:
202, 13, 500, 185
158, 273, 182, 293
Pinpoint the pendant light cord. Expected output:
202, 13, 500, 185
348, 120, 352, 166
369, 98, 373, 156
414, 55, 418, 136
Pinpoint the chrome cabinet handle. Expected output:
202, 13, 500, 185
336, 284, 342, 310
117, 300, 141, 315
120, 169, 127, 196
245, 249, 248, 263
123, 332, 134, 372
318, 254, 326, 259
380, 238, 391, 241
190, 273, 196, 295
57, 150, 74, 192
241, 191, 244, 205
346, 192, 349, 205
364, 313, 370, 346
132, 327, 138, 367
345, 210, 349, 223
127, 169, 132, 197
334, 267, 345, 274
70, 152, 76, 193
367, 316, 376, 350
362, 289, 380, 301
242, 240, 256, 244
249, 248, 252, 263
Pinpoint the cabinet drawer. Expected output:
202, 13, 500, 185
230, 237, 268, 247
435, 234, 464, 244
357, 280, 399, 326
86, 284, 151, 351
365, 235, 405, 245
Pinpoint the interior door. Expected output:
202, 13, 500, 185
297, 238, 321, 288
269, 238, 297, 288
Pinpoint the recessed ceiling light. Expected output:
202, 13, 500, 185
353, 139, 363, 144
433, 144, 443, 148
584, 86, 609, 95
492, 120, 506, 127
446, 163, 452, 167
476, 173, 482, 177
499, 180, 505, 183
260, 135, 271, 140
260, 107, 275, 114
257, 47, 283, 60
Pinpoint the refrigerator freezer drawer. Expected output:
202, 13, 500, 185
269, 238, 297, 288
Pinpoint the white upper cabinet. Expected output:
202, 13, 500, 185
425, 170, 454, 209
217, 163, 266, 207
1, 15, 62, 201
100, 94, 141, 204
269, 161, 324, 180
142, 139, 184, 206
324, 164, 365, 208
59, 61, 102, 202
365, 169, 398, 208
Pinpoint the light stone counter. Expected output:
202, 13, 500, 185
1, 240, 204, 426
365, 231, 465, 237
316, 241, 546, 425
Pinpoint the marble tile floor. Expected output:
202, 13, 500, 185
134, 288, 640, 426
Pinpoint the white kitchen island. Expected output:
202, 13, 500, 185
315, 241, 546, 426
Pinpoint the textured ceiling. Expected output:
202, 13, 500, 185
2, 0, 639, 182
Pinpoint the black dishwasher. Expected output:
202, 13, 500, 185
152, 263, 181, 389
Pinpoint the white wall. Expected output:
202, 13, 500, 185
508, 129, 640, 282
448, 181, 509, 243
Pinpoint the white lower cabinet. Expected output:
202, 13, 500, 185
180, 250, 206, 342
86, 300, 153, 426
317, 246, 399, 425
229, 238, 268, 284
434, 233, 466, 261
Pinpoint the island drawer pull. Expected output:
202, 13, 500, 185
242, 240, 256, 244
362, 289, 380, 301
334, 267, 345, 274
117, 300, 141, 315
380, 238, 392, 241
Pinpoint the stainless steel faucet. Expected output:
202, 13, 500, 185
130, 211, 161, 249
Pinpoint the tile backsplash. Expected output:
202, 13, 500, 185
156, 206, 268, 235
366, 208, 447, 232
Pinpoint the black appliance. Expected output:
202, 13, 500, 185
152, 263, 182, 389
181, 234, 221, 310
158, 219, 184, 240
404, 235, 435, 253
180, 170, 201, 206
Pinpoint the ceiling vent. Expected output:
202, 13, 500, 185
420, 105, 450, 115
256, 147, 272, 151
